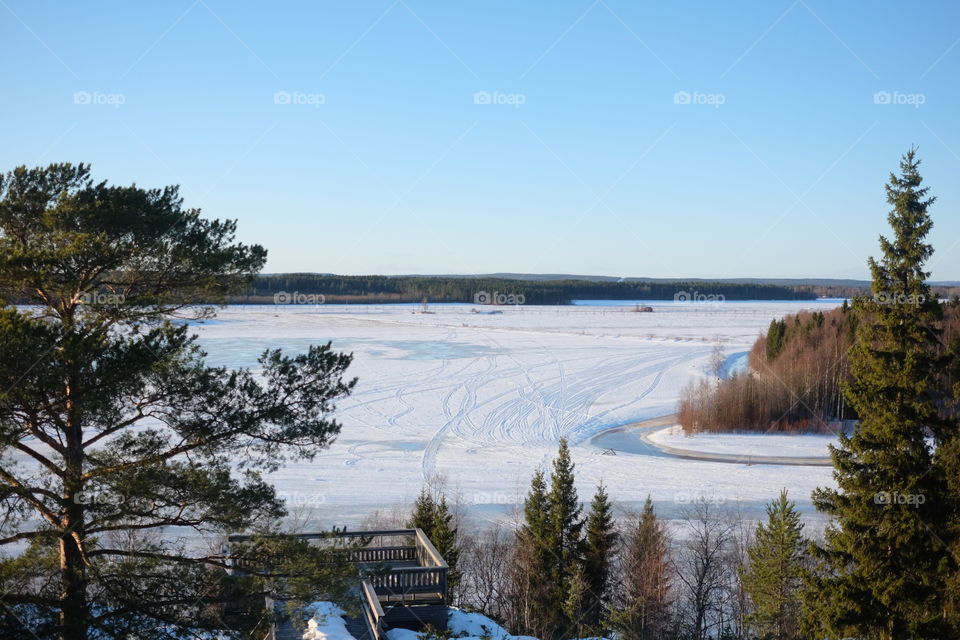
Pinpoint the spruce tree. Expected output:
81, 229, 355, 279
407, 488, 461, 598
611, 496, 671, 640
511, 469, 557, 640
431, 495, 461, 595
582, 482, 618, 633
409, 487, 437, 535
807, 149, 949, 639
742, 489, 804, 640
547, 438, 585, 637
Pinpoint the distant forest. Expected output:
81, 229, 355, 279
234, 273, 820, 304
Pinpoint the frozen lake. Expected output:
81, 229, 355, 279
190, 300, 843, 530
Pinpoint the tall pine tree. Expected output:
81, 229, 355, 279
408, 487, 436, 533
611, 496, 672, 640
407, 488, 460, 598
742, 489, 804, 640
807, 149, 950, 640
582, 482, 618, 633
547, 438, 585, 638
431, 495, 461, 596
510, 468, 557, 640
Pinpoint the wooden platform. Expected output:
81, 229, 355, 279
228, 529, 452, 640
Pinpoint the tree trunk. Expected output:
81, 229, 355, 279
60, 369, 87, 640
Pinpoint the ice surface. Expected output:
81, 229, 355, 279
187, 301, 842, 529
648, 425, 837, 458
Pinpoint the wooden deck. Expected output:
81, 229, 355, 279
227, 528, 451, 640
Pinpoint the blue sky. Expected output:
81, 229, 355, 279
2, 1, 959, 280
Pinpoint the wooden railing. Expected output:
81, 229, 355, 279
348, 545, 417, 564
361, 580, 386, 640
369, 566, 447, 603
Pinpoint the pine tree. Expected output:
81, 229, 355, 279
0, 163, 358, 639
408, 488, 461, 598
563, 564, 590, 639
765, 319, 787, 361
807, 149, 950, 640
582, 482, 618, 633
409, 487, 437, 535
611, 496, 672, 640
742, 489, 804, 640
510, 469, 557, 640
431, 495, 461, 595
547, 438, 585, 637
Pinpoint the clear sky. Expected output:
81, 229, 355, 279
2, 1, 959, 280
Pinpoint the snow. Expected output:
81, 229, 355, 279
385, 608, 540, 640
648, 425, 837, 458
302, 602, 355, 640
447, 609, 540, 640
186, 301, 842, 529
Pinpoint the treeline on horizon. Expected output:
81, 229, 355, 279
679, 300, 960, 433
233, 273, 819, 304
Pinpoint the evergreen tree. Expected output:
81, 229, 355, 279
563, 564, 590, 639
510, 469, 557, 640
407, 488, 461, 598
765, 319, 787, 361
582, 482, 618, 633
0, 163, 357, 639
408, 487, 437, 535
807, 149, 950, 639
431, 495, 461, 595
741, 489, 804, 640
611, 496, 672, 640
547, 438, 585, 637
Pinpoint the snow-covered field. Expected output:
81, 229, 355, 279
648, 425, 837, 458
191, 300, 843, 530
